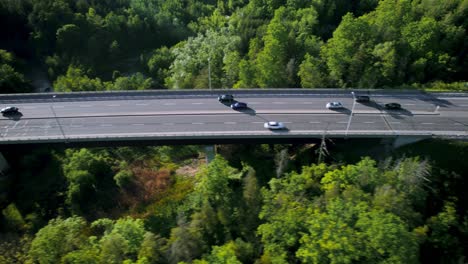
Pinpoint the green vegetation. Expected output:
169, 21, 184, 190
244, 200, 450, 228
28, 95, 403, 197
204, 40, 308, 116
1, 0, 467, 262
0, 140, 467, 263
0, 0, 466, 92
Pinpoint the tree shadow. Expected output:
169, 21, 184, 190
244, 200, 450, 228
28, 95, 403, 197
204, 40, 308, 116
420, 92, 453, 107
3, 112, 23, 121
359, 101, 378, 107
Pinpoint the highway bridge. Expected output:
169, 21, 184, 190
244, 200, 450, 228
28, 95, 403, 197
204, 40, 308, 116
0, 89, 467, 147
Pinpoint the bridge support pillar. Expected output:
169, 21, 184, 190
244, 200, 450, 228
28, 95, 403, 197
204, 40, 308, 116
390, 136, 428, 149
0, 152, 9, 172
0, 152, 10, 205
204, 145, 216, 163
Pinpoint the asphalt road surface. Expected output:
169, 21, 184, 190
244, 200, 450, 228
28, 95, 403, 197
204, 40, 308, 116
0, 90, 467, 144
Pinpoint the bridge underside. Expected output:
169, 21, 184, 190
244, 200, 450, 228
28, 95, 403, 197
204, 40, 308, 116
0, 133, 452, 150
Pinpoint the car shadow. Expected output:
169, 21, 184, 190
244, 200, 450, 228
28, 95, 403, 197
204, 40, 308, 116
270, 128, 290, 133
220, 100, 234, 107
382, 107, 413, 120
235, 107, 256, 116
3, 112, 23, 121
329, 108, 351, 115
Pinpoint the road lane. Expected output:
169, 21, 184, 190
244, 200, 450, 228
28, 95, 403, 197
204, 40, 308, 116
0, 90, 467, 143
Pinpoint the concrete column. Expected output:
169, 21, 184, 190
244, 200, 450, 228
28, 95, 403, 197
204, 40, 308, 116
392, 136, 427, 148
0, 152, 9, 173
0, 152, 10, 205
204, 145, 216, 163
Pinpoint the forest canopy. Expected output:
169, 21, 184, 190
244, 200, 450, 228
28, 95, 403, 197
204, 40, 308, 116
0, 141, 467, 263
1, 0, 468, 263
0, 0, 466, 92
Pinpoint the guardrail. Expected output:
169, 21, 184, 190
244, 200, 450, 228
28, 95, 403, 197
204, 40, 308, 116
1, 88, 466, 103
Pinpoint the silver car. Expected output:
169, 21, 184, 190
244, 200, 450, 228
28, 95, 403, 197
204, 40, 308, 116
326, 102, 344, 109
264, 121, 285, 130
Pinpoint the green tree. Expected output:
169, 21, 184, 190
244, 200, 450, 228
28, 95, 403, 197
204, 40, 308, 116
166, 28, 240, 89
298, 53, 328, 88
54, 66, 107, 92
0, 49, 30, 93
28, 217, 88, 264
147, 46, 174, 88
56, 24, 83, 57
321, 13, 374, 87
137, 232, 167, 263
255, 7, 291, 88
62, 149, 113, 214
258, 163, 328, 262
112, 73, 153, 90
426, 201, 462, 259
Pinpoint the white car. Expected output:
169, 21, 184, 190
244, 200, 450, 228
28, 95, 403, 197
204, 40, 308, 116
326, 102, 344, 109
264, 121, 285, 130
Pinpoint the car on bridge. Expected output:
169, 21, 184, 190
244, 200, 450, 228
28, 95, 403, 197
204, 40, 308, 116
218, 94, 234, 102
231, 102, 247, 110
355, 95, 370, 103
1, 106, 19, 114
385, 103, 402, 110
326, 101, 344, 109
264, 121, 285, 130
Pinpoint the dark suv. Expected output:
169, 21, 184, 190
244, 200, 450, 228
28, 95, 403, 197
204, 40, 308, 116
218, 94, 234, 102
231, 102, 247, 110
355, 95, 370, 103
1, 106, 19, 114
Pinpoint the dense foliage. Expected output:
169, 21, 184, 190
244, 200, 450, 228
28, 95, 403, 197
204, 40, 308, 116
1, 0, 467, 262
0, 140, 467, 263
0, 0, 466, 92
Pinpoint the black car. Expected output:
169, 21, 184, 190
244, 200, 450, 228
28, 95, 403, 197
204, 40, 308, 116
1, 106, 19, 114
355, 95, 370, 103
384, 103, 401, 110
231, 102, 247, 110
218, 94, 234, 102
